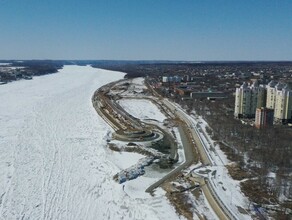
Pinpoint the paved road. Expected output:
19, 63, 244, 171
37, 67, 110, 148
161, 99, 212, 165
145, 96, 212, 193
159, 99, 235, 220
146, 124, 196, 192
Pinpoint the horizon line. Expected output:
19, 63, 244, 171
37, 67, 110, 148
1, 59, 292, 63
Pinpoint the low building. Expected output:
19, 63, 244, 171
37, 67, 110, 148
161, 76, 182, 83
175, 87, 193, 96
190, 91, 226, 100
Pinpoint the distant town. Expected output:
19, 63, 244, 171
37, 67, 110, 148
0, 60, 63, 83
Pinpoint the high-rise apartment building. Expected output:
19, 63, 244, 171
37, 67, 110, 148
274, 84, 292, 123
234, 81, 266, 118
266, 80, 277, 109
235, 80, 292, 123
264, 81, 292, 123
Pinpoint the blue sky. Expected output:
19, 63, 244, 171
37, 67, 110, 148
0, 0, 291, 60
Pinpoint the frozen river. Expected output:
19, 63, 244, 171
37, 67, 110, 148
0, 65, 180, 220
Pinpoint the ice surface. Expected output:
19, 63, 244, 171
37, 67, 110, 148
0, 66, 181, 220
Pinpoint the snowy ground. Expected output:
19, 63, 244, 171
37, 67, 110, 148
0, 66, 182, 220
129, 77, 147, 92
169, 102, 253, 219
187, 114, 252, 219
118, 99, 166, 123
112, 77, 148, 97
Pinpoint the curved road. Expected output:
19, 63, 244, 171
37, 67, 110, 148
146, 124, 197, 192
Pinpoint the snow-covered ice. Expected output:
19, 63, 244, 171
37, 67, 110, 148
0, 65, 181, 220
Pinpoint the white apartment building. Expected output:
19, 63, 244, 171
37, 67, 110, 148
265, 81, 292, 122
274, 84, 292, 122
234, 81, 266, 118
266, 80, 277, 109
235, 80, 292, 123
161, 76, 182, 83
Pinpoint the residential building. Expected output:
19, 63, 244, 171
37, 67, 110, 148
235, 80, 292, 123
256, 85, 267, 108
162, 76, 168, 83
234, 81, 266, 118
273, 84, 292, 123
255, 107, 274, 128
190, 91, 226, 99
161, 76, 182, 83
266, 80, 277, 109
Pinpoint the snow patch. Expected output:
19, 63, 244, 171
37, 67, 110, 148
118, 99, 167, 123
